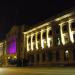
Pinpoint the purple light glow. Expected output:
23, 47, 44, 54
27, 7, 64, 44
7, 36, 16, 54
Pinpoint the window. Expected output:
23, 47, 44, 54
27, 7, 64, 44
48, 30, 52, 36
57, 37, 61, 45
37, 33, 40, 41
71, 21, 75, 29
62, 23, 68, 33
32, 35, 35, 42
28, 37, 31, 43
64, 36, 69, 44
42, 31, 46, 39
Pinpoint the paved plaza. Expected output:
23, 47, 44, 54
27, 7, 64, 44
0, 67, 75, 75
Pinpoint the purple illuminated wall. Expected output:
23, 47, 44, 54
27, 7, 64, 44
7, 36, 16, 54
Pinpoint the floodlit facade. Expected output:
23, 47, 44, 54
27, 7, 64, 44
23, 9, 75, 66
1, 8, 75, 67
5, 25, 24, 67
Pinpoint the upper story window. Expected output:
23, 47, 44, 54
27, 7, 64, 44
32, 35, 35, 42
28, 37, 31, 43
62, 23, 68, 33
71, 21, 75, 30
64, 35, 69, 44
48, 30, 52, 36
42, 31, 46, 39
37, 33, 40, 41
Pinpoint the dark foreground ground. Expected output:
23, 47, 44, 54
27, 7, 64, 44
0, 67, 75, 75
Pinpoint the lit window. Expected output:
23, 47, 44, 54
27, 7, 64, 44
71, 21, 75, 30
64, 35, 69, 44
62, 23, 68, 33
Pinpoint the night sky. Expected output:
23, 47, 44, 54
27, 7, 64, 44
0, 0, 75, 40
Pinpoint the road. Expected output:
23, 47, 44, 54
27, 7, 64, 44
0, 67, 75, 75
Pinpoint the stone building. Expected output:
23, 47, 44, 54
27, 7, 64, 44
5, 25, 24, 66
23, 8, 75, 66
1, 8, 75, 67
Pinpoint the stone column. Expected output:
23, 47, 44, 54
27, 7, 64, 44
31, 34, 33, 50
35, 32, 38, 49
46, 27, 50, 47
45, 27, 49, 63
41, 29, 43, 48
59, 23, 65, 45
27, 35, 29, 51
68, 20, 74, 43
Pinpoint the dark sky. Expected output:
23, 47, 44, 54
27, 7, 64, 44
0, 0, 75, 39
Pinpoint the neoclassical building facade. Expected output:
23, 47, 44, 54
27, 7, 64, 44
1, 8, 75, 67
23, 9, 75, 66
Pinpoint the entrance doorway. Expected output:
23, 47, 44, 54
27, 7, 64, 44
64, 50, 69, 63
